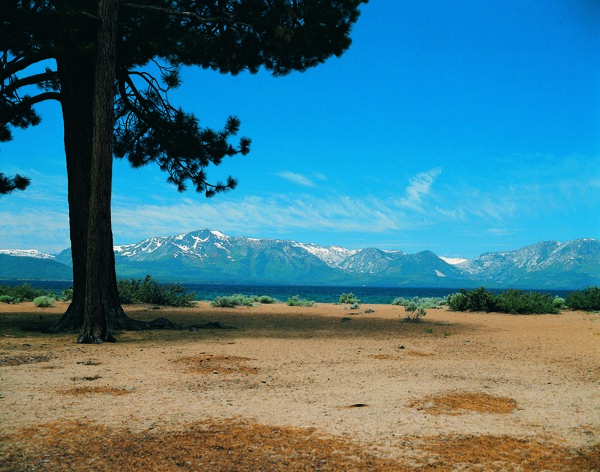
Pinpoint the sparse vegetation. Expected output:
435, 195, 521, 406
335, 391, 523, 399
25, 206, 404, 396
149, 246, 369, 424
392, 296, 446, 309
211, 294, 255, 308
0, 283, 56, 303
447, 287, 559, 314
117, 275, 195, 307
210, 294, 278, 308
403, 302, 426, 322
0, 295, 15, 303
339, 292, 360, 306
286, 295, 315, 307
566, 286, 600, 311
60, 287, 74, 302
33, 296, 56, 308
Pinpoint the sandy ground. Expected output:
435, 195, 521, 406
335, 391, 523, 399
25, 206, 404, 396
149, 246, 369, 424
0, 301, 599, 470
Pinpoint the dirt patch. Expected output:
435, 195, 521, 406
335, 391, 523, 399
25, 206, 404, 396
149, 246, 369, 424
406, 351, 434, 357
0, 354, 51, 366
368, 354, 401, 360
408, 392, 519, 415
172, 354, 258, 375
60, 386, 134, 396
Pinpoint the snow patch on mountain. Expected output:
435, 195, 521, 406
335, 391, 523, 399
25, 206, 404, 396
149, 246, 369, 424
295, 242, 357, 267
0, 249, 55, 259
439, 256, 469, 265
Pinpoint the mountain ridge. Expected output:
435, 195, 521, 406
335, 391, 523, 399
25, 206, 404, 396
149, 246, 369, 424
2, 229, 599, 289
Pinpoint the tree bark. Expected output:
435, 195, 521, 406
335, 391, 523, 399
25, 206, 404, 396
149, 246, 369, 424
51, 11, 96, 333
50, 1, 152, 338
77, 0, 120, 343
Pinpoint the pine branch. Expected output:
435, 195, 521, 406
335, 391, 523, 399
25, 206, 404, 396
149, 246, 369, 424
0, 91, 61, 128
0, 173, 30, 195
119, 2, 252, 28
2, 70, 59, 95
1, 53, 53, 82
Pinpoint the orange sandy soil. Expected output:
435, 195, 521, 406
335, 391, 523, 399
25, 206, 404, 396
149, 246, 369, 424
1, 301, 599, 471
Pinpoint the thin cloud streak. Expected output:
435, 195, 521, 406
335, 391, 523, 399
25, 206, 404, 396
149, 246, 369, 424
277, 171, 317, 187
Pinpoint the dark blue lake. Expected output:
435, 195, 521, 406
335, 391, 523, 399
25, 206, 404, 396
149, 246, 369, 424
0, 280, 573, 304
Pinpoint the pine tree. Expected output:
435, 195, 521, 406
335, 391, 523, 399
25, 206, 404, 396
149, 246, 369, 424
1, 0, 367, 342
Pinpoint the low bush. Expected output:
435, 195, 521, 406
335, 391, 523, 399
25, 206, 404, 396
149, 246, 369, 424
256, 295, 277, 304
403, 302, 426, 322
339, 292, 360, 305
447, 287, 559, 314
566, 286, 600, 311
0, 283, 56, 302
392, 296, 445, 309
286, 295, 315, 307
0, 295, 15, 303
495, 289, 558, 315
60, 287, 74, 302
210, 294, 255, 308
391, 297, 408, 306
33, 296, 56, 308
117, 275, 195, 307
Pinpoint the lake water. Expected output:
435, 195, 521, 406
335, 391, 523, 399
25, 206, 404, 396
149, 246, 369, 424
1, 280, 573, 305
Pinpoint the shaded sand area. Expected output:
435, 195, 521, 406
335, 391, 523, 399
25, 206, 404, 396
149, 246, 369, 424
1, 301, 599, 470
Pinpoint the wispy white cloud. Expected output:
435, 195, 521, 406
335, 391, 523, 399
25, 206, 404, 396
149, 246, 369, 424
277, 171, 317, 187
5, 161, 599, 253
397, 167, 442, 210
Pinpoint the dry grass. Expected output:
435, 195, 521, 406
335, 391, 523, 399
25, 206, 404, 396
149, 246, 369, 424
408, 392, 519, 415
172, 354, 258, 375
0, 353, 51, 367
1, 419, 598, 471
60, 386, 134, 396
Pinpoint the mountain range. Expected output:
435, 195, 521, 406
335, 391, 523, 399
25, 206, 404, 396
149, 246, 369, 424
1, 229, 599, 289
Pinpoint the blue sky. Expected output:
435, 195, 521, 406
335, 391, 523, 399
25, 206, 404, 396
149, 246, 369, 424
2, 0, 599, 259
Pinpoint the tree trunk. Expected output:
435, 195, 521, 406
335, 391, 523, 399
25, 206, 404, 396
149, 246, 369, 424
51, 0, 139, 338
50, 1, 162, 339
77, 0, 120, 343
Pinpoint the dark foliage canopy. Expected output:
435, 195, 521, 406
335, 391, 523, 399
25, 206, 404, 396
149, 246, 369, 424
1, 0, 367, 196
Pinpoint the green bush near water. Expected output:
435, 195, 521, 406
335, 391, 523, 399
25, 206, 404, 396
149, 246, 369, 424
33, 296, 56, 308
0, 295, 15, 303
339, 292, 360, 305
286, 295, 315, 307
117, 275, 195, 307
0, 283, 57, 303
210, 294, 278, 308
447, 287, 560, 314
566, 286, 600, 311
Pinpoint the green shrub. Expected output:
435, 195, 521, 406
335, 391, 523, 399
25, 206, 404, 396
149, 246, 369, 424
339, 292, 360, 305
210, 294, 255, 308
403, 302, 426, 322
448, 287, 560, 314
0, 295, 15, 303
256, 295, 277, 304
286, 295, 315, 307
60, 287, 74, 302
447, 292, 468, 311
0, 283, 56, 302
33, 296, 56, 308
553, 297, 566, 310
117, 275, 194, 307
447, 288, 497, 312
566, 286, 600, 311
391, 297, 408, 306
495, 289, 558, 314
393, 296, 445, 309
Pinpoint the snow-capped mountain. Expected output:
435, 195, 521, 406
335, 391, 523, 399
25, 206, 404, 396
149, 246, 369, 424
2, 230, 599, 288
0, 249, 55, 259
